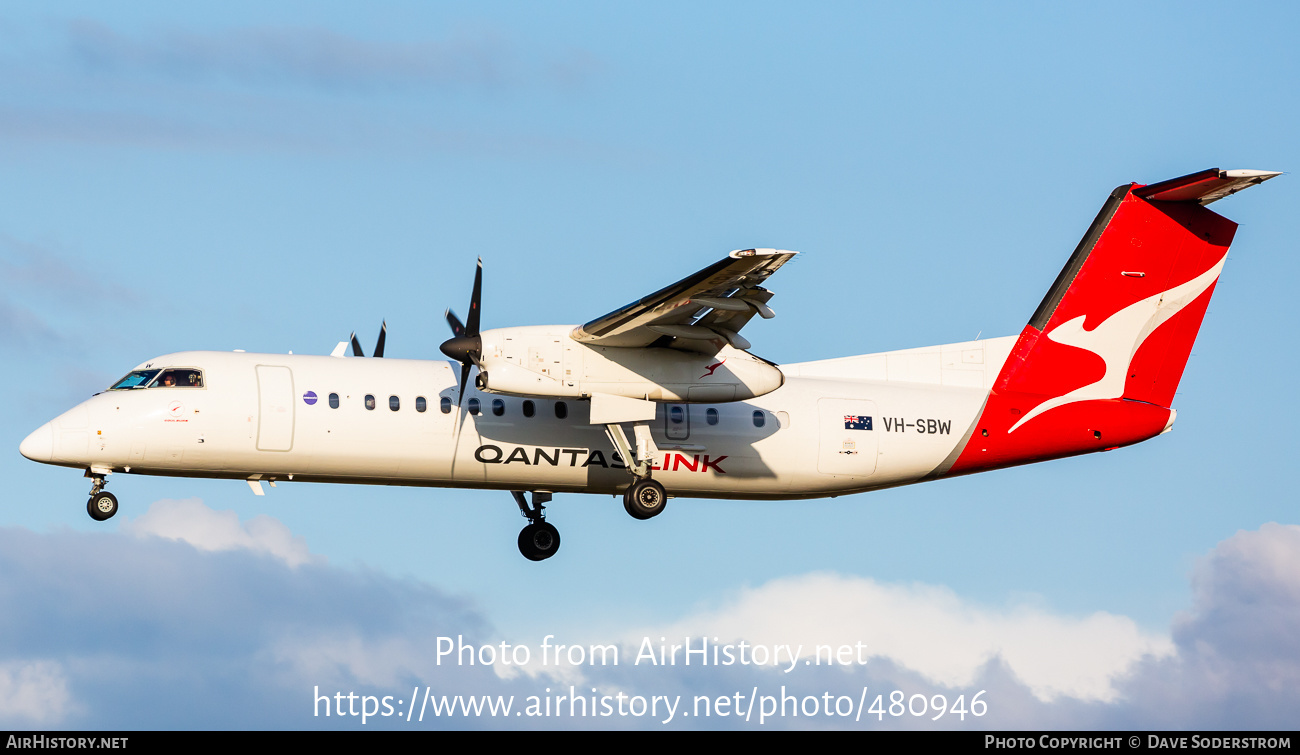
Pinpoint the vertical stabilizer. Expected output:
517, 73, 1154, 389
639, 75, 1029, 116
945, 168, 1278, 475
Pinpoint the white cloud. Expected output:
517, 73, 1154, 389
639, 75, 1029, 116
0, 506, 494, 728
0, 660, 73, 725
0, 499, 1296, 728
1103, 522, 1300, 728
1190, 522, 1300, 612
557, 523, 1300, 727
270, 633, 432, 690
620, 572, 1171, 704
122, 497, 320, 568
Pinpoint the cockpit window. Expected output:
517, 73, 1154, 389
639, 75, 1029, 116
109, 370, 160, 390
150, 369, 204, 388
107, 368, 205, 390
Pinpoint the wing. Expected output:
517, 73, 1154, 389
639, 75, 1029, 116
570, 248, 798, 351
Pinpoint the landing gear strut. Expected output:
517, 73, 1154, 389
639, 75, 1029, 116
86, 474, 118, 521
511, 490, 560, 561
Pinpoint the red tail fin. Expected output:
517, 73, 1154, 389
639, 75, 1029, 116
948, 168, 1277, 474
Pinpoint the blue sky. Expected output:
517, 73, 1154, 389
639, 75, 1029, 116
2, 2, 1298, 729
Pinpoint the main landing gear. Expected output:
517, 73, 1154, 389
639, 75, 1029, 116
604, 422, 669, 521
507, 419, 672, 561
623, 478, 667, 520
512, 490, 560, 561
86, 474, 118, 522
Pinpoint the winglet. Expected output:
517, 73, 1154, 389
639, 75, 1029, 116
1135, 168, 1281, 205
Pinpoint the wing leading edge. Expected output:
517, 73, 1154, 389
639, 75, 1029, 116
570, 248, 797, 351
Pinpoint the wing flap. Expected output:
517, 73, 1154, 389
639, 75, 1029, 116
571, 248, 797, 348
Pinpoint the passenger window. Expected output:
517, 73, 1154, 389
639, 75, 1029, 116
752, 410, 765, 428
416, 397, 427, 413
492, 399, 505, 416
706, 408, 719, 426
468, 398, 480, 415
669, 406, 685, 423
329, 393, 339, 409
365, 395, 376, 411
389, 395, 400, 412
555, 401, 568, 419
440, 397, 452, 414
522, 400, 535, 418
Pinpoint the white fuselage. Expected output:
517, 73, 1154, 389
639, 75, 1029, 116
21, 334, 1019, 500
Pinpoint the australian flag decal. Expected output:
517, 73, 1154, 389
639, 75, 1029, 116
844, 415, 873, 431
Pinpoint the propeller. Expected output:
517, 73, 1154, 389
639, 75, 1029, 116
440, 258, 483, 405
349, 321, 388, 358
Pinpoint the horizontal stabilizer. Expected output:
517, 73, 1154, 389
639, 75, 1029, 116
1135, 168, 1281, 205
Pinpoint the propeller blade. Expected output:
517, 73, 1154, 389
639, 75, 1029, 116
350, 332, 365, 358
440, 258, 485, 410
445, 309, 465, 338
374, 321, 387, 358
466, 257, 482, 336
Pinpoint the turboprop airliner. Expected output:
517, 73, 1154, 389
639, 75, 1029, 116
18, 168, 1279, 560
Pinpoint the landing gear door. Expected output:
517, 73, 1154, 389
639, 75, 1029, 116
817, 398, 878, 477
255, 365, 295, 452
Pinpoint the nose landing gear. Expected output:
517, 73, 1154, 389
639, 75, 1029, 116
518, 521, 561, 561
511, 491, 560, 561
86, 475, 118, 521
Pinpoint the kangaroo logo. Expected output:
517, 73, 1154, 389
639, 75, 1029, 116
1009, 253, 1227, 432
700, 358, 727, 379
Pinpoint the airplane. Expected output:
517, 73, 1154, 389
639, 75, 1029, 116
18, 167, 1279, 561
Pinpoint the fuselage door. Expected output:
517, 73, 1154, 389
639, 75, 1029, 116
664, 403, 690, 440
255, 365, 295, 452
817, 398, 878, 477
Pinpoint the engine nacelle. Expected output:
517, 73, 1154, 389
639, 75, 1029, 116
474, 325, 783, 402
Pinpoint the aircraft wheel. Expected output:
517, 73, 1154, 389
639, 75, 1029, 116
87, 491, 119, 522
623, 479, 667, 520
518, 522, 561, 561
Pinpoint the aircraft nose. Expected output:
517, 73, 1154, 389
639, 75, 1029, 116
19, 422, 54, 463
